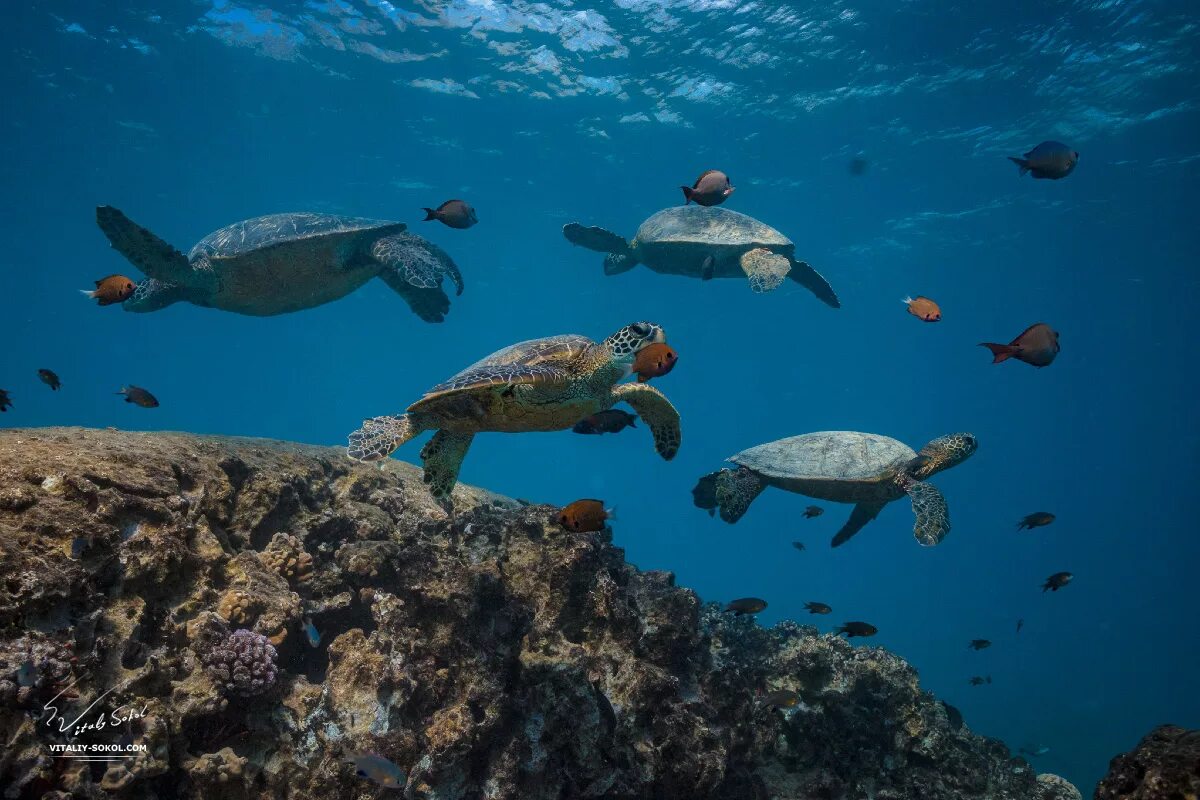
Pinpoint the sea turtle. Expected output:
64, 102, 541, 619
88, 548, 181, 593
692, 431, 977, 547
562, 205, 839, 307
95, 206, 464, 321
347, 321, 682, 499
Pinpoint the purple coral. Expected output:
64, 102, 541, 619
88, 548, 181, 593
200, 629, 278, 697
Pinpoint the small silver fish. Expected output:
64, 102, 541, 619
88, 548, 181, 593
347, 752, 406, 788
302, 617, 320, 648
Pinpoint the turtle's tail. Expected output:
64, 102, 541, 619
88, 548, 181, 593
692, 467, 764, 524
347, 413, 426, 462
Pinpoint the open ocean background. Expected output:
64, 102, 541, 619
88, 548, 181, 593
3, 0, 1198, 790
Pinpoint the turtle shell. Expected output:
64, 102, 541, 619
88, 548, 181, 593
731, 431, 915, 495
189, 213, 405, 261
632, 206, 793, 277
410, 334, 594, 411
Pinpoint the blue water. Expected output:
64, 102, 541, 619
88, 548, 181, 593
3, 1, 1198, 790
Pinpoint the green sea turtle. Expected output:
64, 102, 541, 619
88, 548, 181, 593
692, 431, 977, 546
562, 205, 839, 307
347, 321, 682, 499
95, 206, 464, 321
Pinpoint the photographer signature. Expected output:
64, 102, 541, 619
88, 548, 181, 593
43, 675, 149, 738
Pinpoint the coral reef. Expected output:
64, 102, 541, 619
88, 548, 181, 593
1095, 724, 1200, 800
0, 427, 1079, 799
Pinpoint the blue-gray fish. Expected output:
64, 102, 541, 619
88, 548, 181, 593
347, 752, 406, 788
302, 617, 321, 648
17, 659, 38, 687
1008, 141, 1078, 180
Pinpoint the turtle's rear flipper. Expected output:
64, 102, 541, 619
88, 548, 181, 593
96, 206, 194, 284
348, 413, 425, 462
377, 267, 451, 323
741, 248, 791, 293
831, 502, 885, 547
788, 259, 841, 308
611, 382, 680, 461
564, 223, 637, 275
906, 480, 949, 546
420, 430, 475, 503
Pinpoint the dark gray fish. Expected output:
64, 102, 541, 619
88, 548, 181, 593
572, 410, 638, 435
941, 701, 963, 731
848, 156, 868, 176
791, 541, 806, 552
1017, 512, 1055, 530
725, 597, 767, 616
70, 536, 90, 559
423, 199, 477, 229
980, 323, 1060, 367
1019, 744, 1051, 757
681, 170, 734, 206
804, 602, 832, 615
968, 639, 991, 650
1008, 141, 1078, 180
0, 389, 11, 412
968, 675, 992, 686
836, 621, 877, 637
1016, 618, 1024, 634
802, 506, 823, 519
761, 689, 800, 709
117, 385, 159, 408
17, 659, 38, 687
38, 369, 61, 390
1042, 571, 1073, 592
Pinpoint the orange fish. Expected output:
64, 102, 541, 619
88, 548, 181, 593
82, 274, 136, 306
902, 295, 941, 322
632, 343, 678, 383
980, 323, 1059, 367
557, 499, 613, 532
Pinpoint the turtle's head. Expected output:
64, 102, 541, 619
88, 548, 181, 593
123, 279, 197, 313
603, 321, 666, 366
907, 433, 977, 480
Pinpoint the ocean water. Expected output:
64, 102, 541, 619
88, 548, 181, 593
2, 0, 1198, 791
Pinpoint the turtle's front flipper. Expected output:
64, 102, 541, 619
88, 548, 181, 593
420, 430, 475, 502
707, 467, 766, 523
123, 279, 203, 313
831, 502, 886, 547
610, 382, 680, 460
347, 413, 428, 462
373, 234, 459, 323
95, 206, 195, 285
905, 479, 950, 546
787, 259, 841, 308
740, 248, 791, 293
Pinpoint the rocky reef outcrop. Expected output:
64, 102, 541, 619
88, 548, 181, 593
1095, 725, 1200, 800
0, 427, 1079, 799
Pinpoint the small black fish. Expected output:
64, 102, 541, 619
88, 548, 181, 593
968, 639, 991, 650
849, 156, 868, 176
836, 621, 877, 638
38, 369, 61, 390
725, 598, 767, 616
1016, 618, 1024, 634
791, 541, 806, 552
1008, 141, 1078, 180
0, 389, 11, 412
423, 199, 477, 229
117, 386, 159, 408
802, 506, 823, 519
572, 410, 638, 435
968, 675, 992, 686
1042, 572, 1073, 592
1017, 512, 1055, 531
761, 689, 800, 710
941, 701, 963, 731
803, 602, 832, 615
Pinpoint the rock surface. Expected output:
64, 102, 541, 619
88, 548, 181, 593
0, 427, 1080, 799
1094, 725, 1200, 800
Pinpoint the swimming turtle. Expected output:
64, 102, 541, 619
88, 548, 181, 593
692, 431, 977, 546
562, 205, 839, 307
347, 321, 682, 499
95, 206, 464, 321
